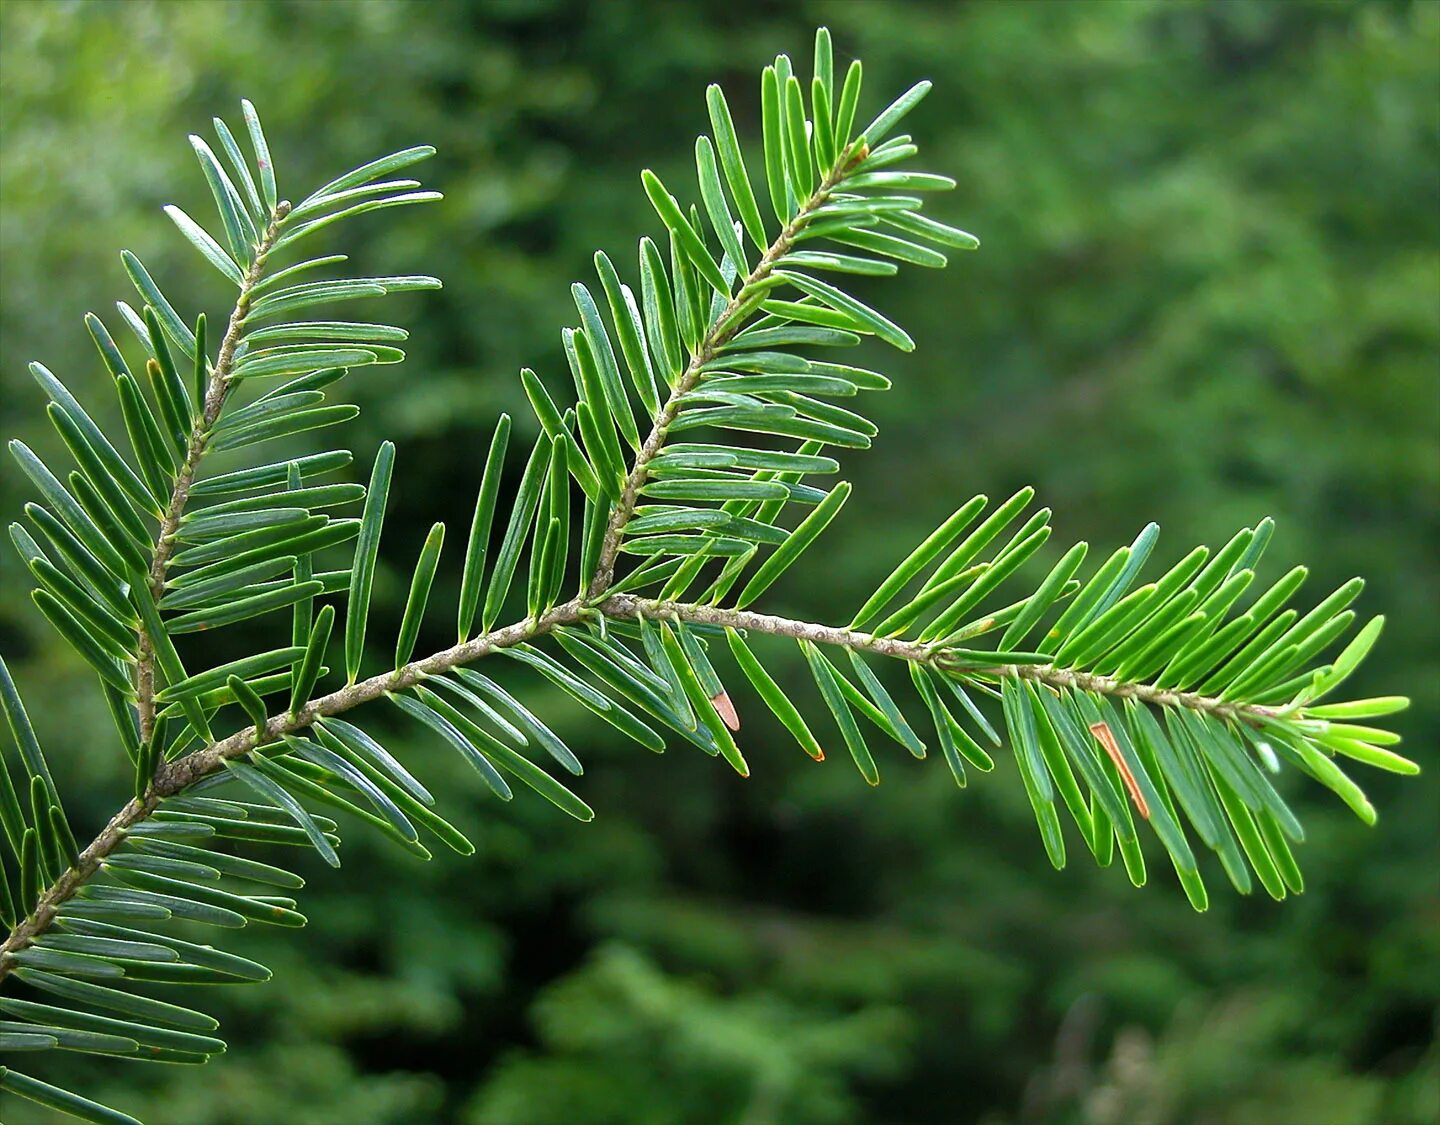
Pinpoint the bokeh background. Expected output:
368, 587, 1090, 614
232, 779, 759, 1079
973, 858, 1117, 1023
1, 1, 1437, 1122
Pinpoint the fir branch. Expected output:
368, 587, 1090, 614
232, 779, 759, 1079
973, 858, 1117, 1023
0, 35, 1413, 1123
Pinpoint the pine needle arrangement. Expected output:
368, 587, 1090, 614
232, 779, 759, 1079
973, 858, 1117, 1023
0, 30, 1415, 1122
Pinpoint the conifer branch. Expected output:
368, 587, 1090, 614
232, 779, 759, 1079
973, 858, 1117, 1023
0, 38, 1413, 1123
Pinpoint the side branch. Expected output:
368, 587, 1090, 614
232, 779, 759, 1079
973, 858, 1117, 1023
587, 146, 867, 595
596, 596, 1277, 726
598, 594, 932, 662
134, 203, 291, 745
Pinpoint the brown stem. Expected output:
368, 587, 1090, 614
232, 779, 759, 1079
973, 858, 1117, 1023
155, 601, 585, 792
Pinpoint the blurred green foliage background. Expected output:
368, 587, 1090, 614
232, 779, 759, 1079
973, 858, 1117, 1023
1, 1, 1436, 1122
